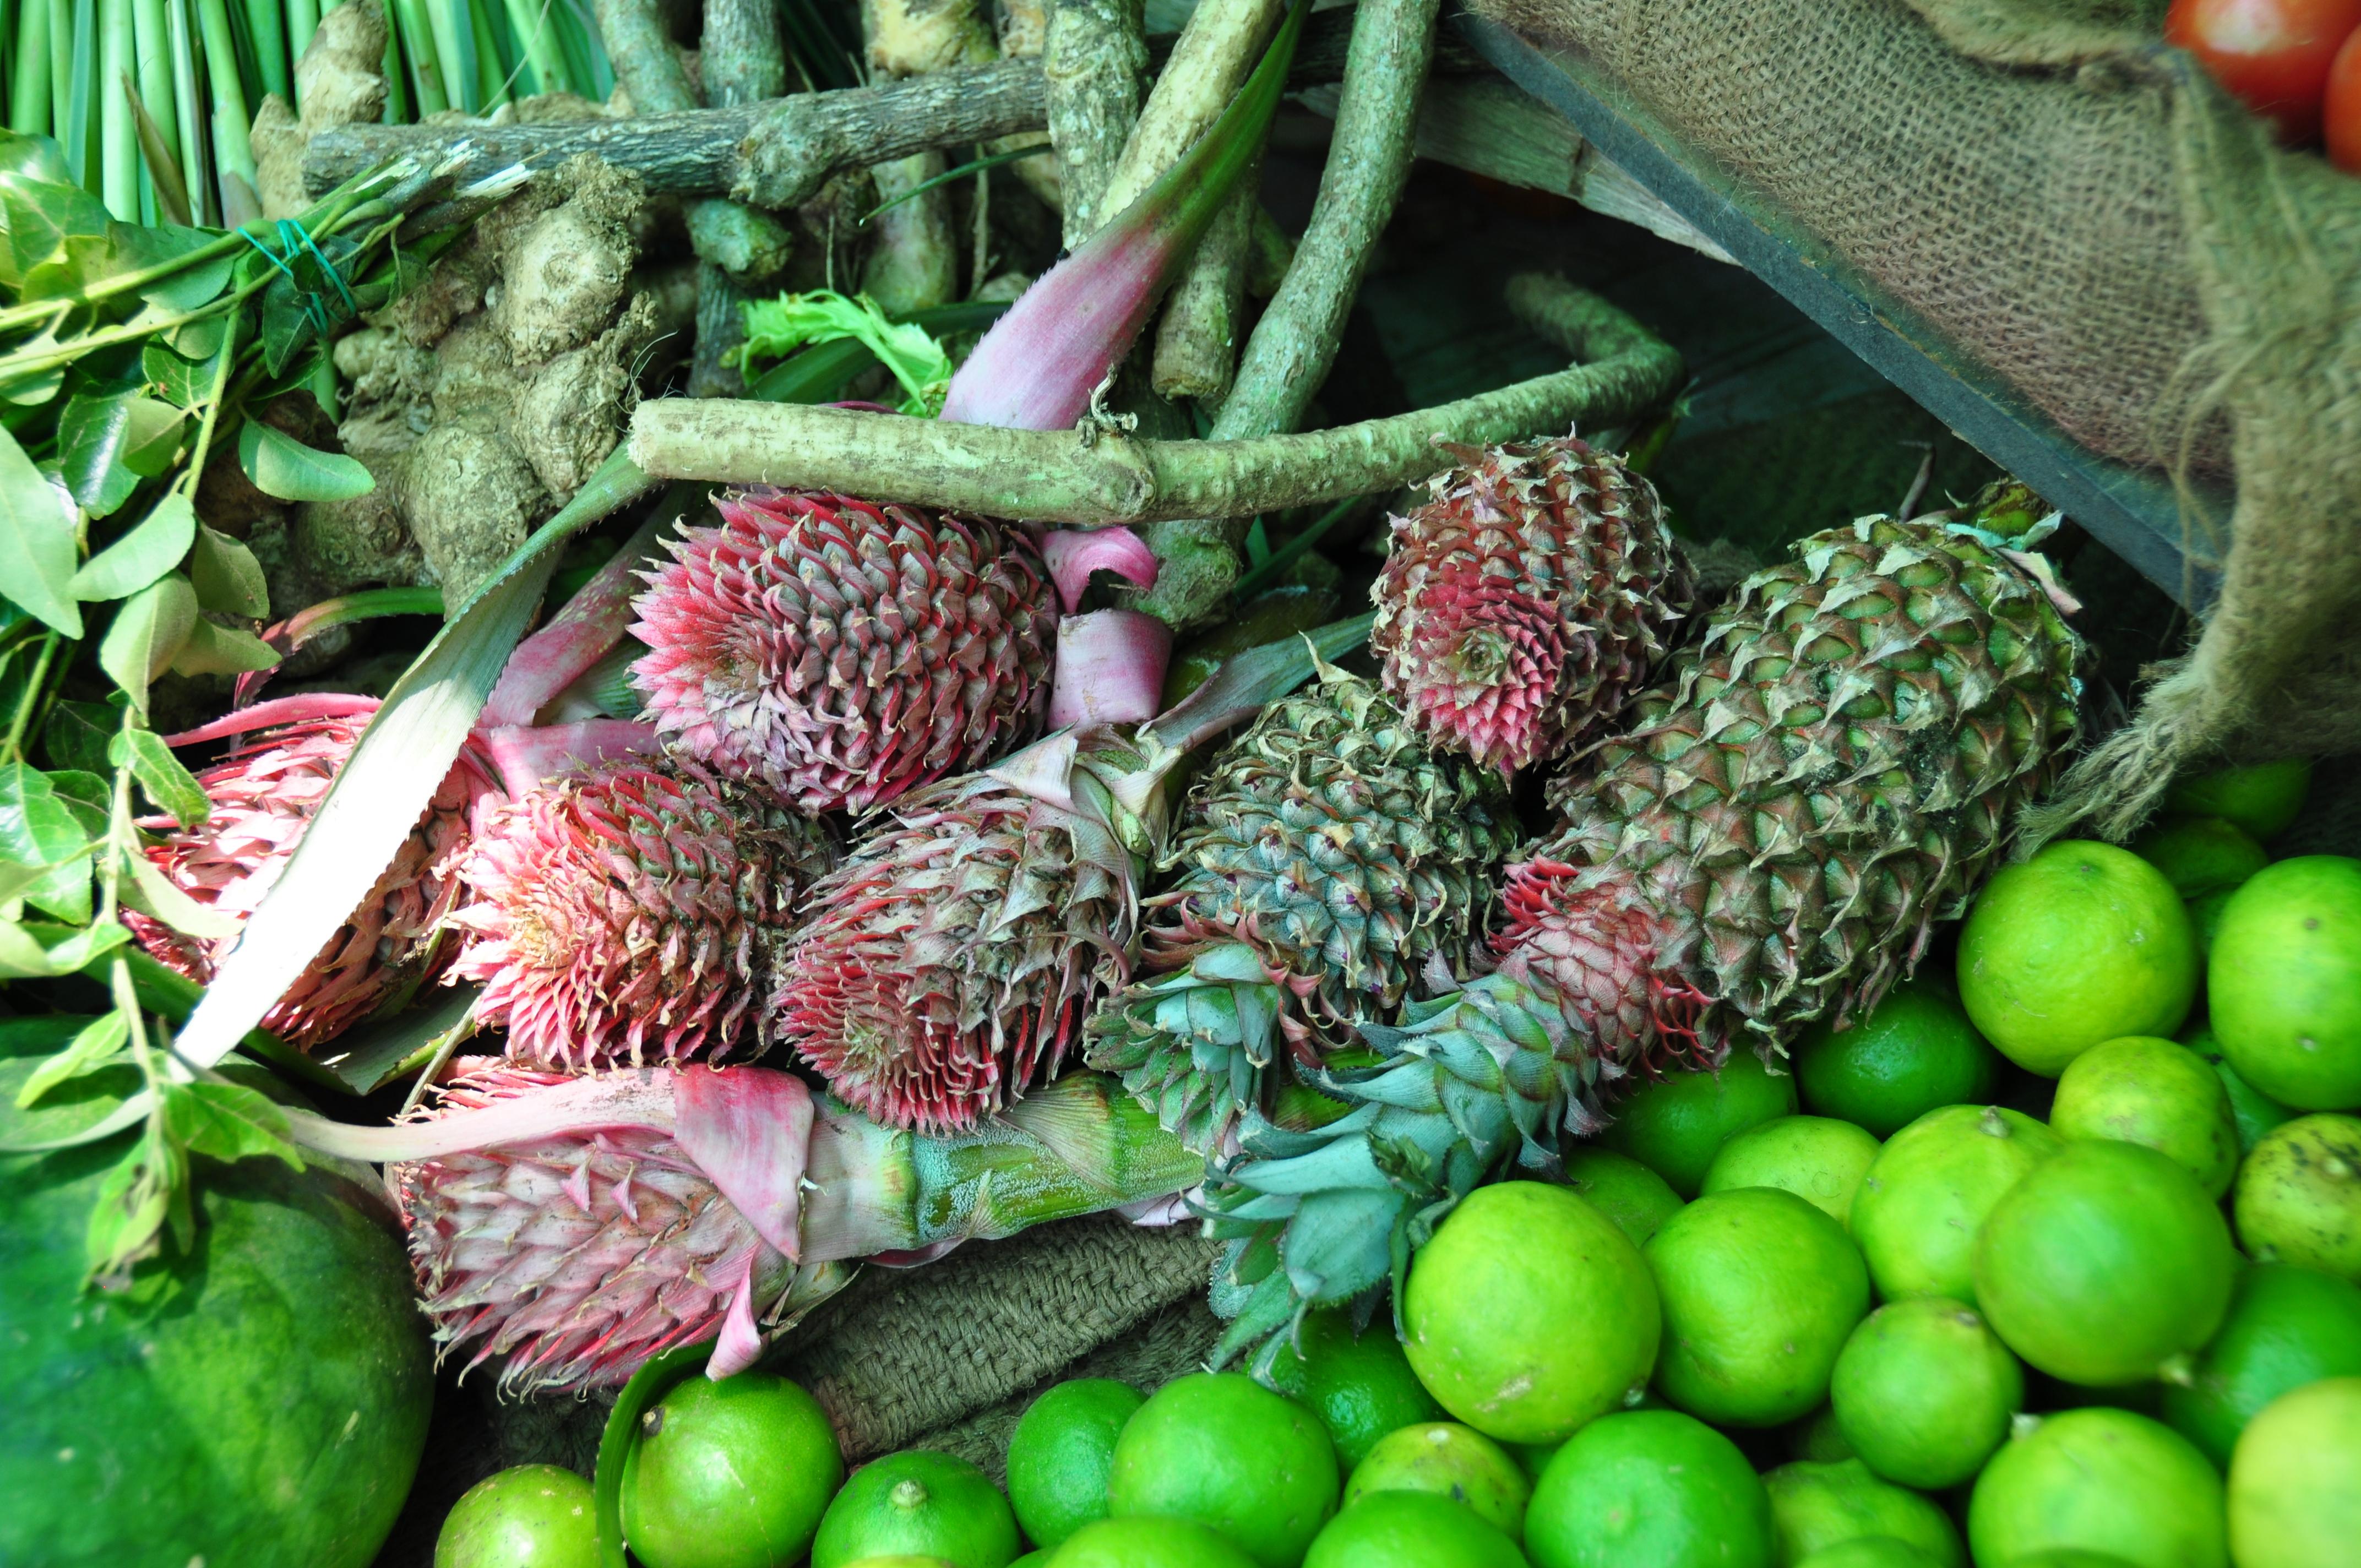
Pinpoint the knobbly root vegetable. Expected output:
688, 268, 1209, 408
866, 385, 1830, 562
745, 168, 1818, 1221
249, 0, 391, 220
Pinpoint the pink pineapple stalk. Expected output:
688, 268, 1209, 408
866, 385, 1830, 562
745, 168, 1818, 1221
280, 1063, 1201, 1393
127, 695, 504, 1053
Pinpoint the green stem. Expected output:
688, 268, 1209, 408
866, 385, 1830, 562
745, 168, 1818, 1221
417, 0, 462, 108
7, 0, 50, 134
387, 0, 444, 115
129, 0, 175, 165
99, 0, 138, 217
284, 0, 317, 78
194, 0, 255, 200
3, 632, 58, 761
465, 0, 505, 110
66, 0, 95, 190
47, 0, 72, 144
166, 0, 209, 224
240, 0, 285, 104
500, 0, 567, 96
378, 0, 407, 121
1231, 493, 1361, 600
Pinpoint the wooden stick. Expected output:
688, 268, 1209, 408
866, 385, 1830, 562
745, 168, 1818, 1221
627, 280, 1681, 524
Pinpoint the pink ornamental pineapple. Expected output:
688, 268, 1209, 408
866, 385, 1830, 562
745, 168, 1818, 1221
127, 697, 501, 1053
629, 489, 1059, 815
447, 755, 834, 1070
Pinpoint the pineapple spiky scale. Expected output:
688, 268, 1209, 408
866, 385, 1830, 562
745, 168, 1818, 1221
1207, 515, 2083, 1355
1087, 672, 1519, 1149
1370, 437, 1693, 778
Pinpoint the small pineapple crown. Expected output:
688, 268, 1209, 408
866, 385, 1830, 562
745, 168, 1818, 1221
628, 488, 1058, 815
127, 699, 501, 1053
1370, 435, 1693, 778
391, 1061, 816, 1395
448, 755, 833, 1071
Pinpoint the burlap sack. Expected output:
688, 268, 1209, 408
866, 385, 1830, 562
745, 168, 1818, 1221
1471, 0, 2361, 834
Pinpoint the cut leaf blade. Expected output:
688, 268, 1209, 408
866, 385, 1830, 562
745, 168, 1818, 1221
237, 421, 374, 502
70, 492, 197, 601
0, 425, 83, 637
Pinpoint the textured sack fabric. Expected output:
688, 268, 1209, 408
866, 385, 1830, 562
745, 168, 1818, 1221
1472, 0, 2361, 830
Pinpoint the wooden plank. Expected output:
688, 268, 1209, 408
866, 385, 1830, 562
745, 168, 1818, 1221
1453, 8, 2219, 607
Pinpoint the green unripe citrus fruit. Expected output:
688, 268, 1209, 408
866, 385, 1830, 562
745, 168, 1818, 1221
1106, 1373, 1337, 1568
1598, 1050, 1799, 1197
1995, 1554, 2144, 1568
2184, 1022, 2295, 1154
1005, 1379, 1144, 1552
1403, 1182, 1660, 1443
2207, 856, 2361, 1110
1792, 976, 1999, 1139
2226, 1376, 2361, 1568
1700, 1115, 1880, 1222
1645, 1186, 1870, 1427
437, 1466, 597, 1568
1790, 1406, 1856, 1463
812, 1451, 1019, 1568
1829, 1299, 2023, 1489
2131, 817, 2269, 900
1973, 1140, 2238, 1386
2234, 1113, 2361, 1282
2048, 1035, 2240, 1197
1762, 1459, 1965, 1568
1524, 1409, 1773, 1568
1342, 1422, 1528, 1539
1792, 1542, 1941, 1568
1043, 1516, 1258, 1568
1301, 1491, 1527, 1568
1263, 1311, 1444, 1470
1957, 841, 2197, 1075
625, 1373, 844, 1568
1968, 1408, 2225, 1568
1559, 1146, 1684, 1248
1848, 1105, 2063, 1303
2160, 1261, 2361, 1467
2163, 760, 2311, 841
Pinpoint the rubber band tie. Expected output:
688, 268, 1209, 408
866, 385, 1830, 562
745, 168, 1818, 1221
236, 220, 359, 334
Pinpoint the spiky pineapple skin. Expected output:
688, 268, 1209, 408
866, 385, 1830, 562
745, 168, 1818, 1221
448, 756, 833, 1070
1207, 515, 2083, 1355
1087, 672, 1519, 1149
1370, 437, 1693, 778
772, 750, 1143, 1135
127, 715, 499, 1053
629, 489, 1058, 815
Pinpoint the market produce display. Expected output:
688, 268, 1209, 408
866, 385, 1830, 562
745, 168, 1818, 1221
5, 0, 2361, 1564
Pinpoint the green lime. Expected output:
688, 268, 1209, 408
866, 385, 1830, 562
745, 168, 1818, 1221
1791, 1406, 1857, 1463
2226, 1376, 2361, 1568
1793, 976, 2000, 1139
1762, 1460, 1965, 1568
624, 1373, 844, 1568
436, 1465, 597, 1568
1013, 1554, 1049, 1568
855, 1559, 960, 1566
1600, 1050, 1799, 1198
1302, 1491, 1527, 1568
2184, 1023, 2295, 1155
1005, 1379, 1145, 1552
2161, 1261, 2361, 1467
2164, 760, 2311, 841
1830, 1299, 2024, 1489
2234, 1113, 2361, 1283
811, 1451, 1019, 1568
1043, 1516, 1258, 1568
1645, 1186, 1870, 1427
1957, 841, 2199, 1076
1700, 1115, 1881, 1222
1263, 1311, 1444, 1469
1994, 1554, 2144, 1568
1968, 1408, 2224, 1568
1559, 1146, 1684, 1248
2048, 1036, 2240, 1197
1343, 1422, 1529, 1539
2208, 856, 2361, 1110
1973, 1140, 2238, 1386
1105, 1373, 1338, 1568
1848, 1105, 2064, 1303
1524, 1409, 1774, 1568
1403, 1182, 1660, 1443
1793, 1542, 1942, 1568
2131, 818, 2270, 900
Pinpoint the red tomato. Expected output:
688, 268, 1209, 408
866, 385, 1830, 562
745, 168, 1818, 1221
2330, 26, 2361, 168
2166, 0, 2361, 143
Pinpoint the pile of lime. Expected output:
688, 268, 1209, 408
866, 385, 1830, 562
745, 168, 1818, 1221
432, 762, 2361, 1568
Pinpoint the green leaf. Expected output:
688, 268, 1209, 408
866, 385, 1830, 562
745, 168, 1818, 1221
69, 492, 195, 601
43, 919, 129, 970
119, 399, 188, 477
0, 1013, 144, 1151
111, 726, 208, 827
258, 279, 320, 379
21, 854, 93, 924
0, 913, 124, 977
0, 424, 83, 637
16, 1010, 132, 1108
160, 1080, 302, 1169
43, 700, 119, 773
0, 760, 90, 865
168, 617, 279, 677
119, 842, 241, 939
142, 343, 210, 409
55, 388, 140, 518
0, 132, 75, 186
167, 312, 227, 361
237, 421, 373, 503
0, 174, 113, 289
44, 770, 111, 837
112, 224, 234, 313
98, 573, 199, 709
189, 525, 269, 617
84, 1121, 183, 1280
738, 289, 957, 416
0, 857, 53, 906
